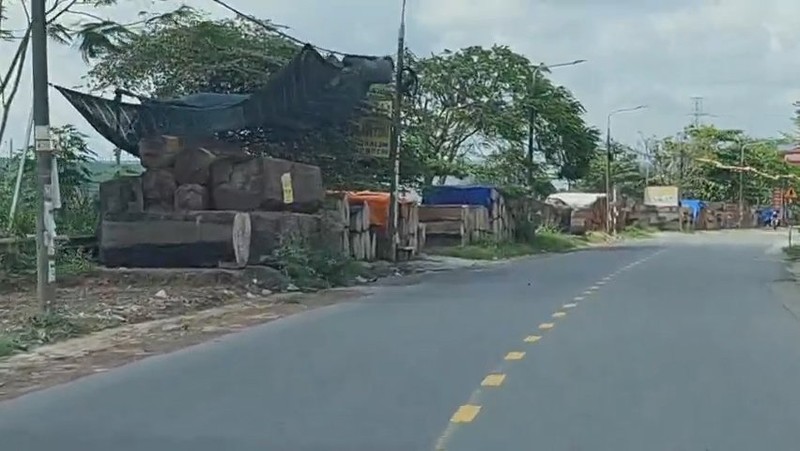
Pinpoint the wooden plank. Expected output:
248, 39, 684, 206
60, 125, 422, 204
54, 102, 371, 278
418, 205, 467, 222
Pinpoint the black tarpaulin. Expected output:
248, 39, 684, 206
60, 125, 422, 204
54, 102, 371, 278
56, 45, 394, 157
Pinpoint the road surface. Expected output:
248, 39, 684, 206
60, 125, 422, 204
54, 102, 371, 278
2, 230, 800, 451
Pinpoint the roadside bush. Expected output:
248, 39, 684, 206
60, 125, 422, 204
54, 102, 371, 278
271, 234, 363, 290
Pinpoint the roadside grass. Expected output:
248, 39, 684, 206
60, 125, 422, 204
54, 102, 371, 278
783, 245, 800, 262
0, 310, 88, 358
432, 229, 586, 261
620, 225, 658, 239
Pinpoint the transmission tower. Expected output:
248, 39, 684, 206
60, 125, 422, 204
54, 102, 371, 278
690, 96, 714, 127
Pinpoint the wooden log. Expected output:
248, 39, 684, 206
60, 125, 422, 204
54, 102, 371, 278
138, 135, 183, 169
418, 205, 468, 222
173, 138, 241, 185
232, 212, 251, 268
210, 156, 324, 213
350, 204, 366, 232
174, 184, 210, 211
141, 169, 177, 212
369, 230, 377, 261
100, 211, 322, 268
99, 176, 143, 215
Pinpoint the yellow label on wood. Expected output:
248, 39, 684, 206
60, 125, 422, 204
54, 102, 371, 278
281, 172, 294, 204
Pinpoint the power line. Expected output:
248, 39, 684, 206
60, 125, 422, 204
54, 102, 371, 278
209, 0, 367, 58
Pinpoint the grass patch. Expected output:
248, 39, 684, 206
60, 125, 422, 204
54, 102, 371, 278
784, 245, 800, 262
433, 229, 586, 261
270, 234, 365, 290
0, 310, 89, 359
620, 225, 658, 239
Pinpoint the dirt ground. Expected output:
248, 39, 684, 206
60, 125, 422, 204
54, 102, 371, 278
0, 266, 372, 401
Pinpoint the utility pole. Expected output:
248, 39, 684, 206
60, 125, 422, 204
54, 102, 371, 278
738, 141, 745, 228
605, 105, 647, 234
526, 59, 586, 187
31, 0, 56, 309
386, 0, 406, 262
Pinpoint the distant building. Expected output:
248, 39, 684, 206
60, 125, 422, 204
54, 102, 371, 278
778, 143, 800, 166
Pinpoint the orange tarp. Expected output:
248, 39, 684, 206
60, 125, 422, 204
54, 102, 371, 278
346, 191, 390, 228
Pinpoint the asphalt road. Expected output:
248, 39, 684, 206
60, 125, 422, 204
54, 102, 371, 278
2, 230, 800, 451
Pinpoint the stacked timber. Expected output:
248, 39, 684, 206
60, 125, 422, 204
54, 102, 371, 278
349, 201, 377, 261
321, 191, 423, 261
490, 193, 511, 241
398, 202, 423, 257
418, 205, 490, 246
97, 135, 327, 268
100, 210, 322, 268
136, 135, 324, 213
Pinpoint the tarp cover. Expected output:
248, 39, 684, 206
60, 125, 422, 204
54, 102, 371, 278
422, 186, 497, 210
679, 199, 705, 221
56, 45, 394, 157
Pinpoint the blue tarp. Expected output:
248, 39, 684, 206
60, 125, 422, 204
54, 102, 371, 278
422, 186, 496, 210
758, 207, 777, 226
679, 199, 705, 221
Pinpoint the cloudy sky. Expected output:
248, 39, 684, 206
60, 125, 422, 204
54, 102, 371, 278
1, 0, 799, 160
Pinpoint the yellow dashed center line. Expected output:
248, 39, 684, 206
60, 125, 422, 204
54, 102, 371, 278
432, 253, 679, 449
481, 374, 506, 387
450, 405, 481, 423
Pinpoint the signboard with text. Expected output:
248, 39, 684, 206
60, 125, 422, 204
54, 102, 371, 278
353, 90, 393, 158
644, 186, 679, 207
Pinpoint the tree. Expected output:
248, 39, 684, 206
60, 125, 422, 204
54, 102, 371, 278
1, 124, 97, 236
0, 0, 184, 149
646, 125, 799, 205
83, 9, 297, 97
78, 10, 408, 189
576, 140, 645, 198
404, 45, 599, 189
470, 145, 556, 197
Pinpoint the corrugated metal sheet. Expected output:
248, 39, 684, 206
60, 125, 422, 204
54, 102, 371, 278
546, 192, 606, 209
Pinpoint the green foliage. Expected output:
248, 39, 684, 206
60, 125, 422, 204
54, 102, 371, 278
470, 146, 556, 198
433, 226, 584, 260
577, 140, 645, 198
578, 125, 800, 206
80, 10, 410, 189
0, 310, 87, 358
84, 8, 298, 97
404, 46, 599, 188
271, 234, 362, 290
0, 125, 99, 237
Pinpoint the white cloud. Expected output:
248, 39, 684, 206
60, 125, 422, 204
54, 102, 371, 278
1, 0, 799, 161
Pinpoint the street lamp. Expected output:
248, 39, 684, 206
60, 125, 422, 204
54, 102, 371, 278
605, 105, 647, 234
737, 140, 769, 228
527, 59, 587, 186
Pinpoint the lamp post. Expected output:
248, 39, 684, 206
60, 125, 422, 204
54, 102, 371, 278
737, 140, 769, 228
605, 105, 647, 234
527, 59, 586, 186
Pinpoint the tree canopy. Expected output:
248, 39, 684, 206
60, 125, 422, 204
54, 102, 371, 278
403, 45, 599, 192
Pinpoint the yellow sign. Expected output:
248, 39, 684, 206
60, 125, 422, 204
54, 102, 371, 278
280, 172, 294, 204
354, 117, 391, 158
